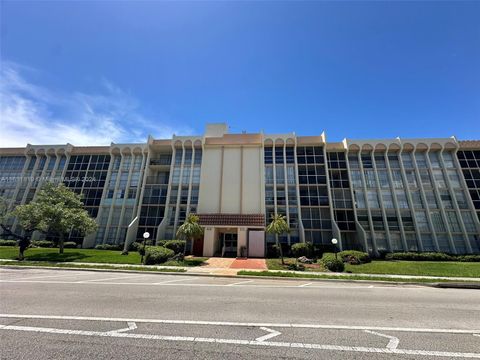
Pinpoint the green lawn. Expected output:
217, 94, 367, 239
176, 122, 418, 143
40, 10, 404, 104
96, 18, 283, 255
0, 247, 207, 267
345, 261, 480, 278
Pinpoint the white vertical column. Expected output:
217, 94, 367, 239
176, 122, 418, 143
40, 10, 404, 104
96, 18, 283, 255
398, 149, 423, 251
439, 149, 472, 253
384, 151, 408, 251
412, 149, 440, 252
426, 148, 456, 253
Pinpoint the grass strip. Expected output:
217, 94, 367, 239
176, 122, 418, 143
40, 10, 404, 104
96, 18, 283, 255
237, 270, 479, 284
0, 261, 186, 273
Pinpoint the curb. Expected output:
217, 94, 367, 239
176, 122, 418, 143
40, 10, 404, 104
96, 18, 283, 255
2, 264, 480, 288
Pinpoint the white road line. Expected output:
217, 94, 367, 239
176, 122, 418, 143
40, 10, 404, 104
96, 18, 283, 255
226, 280, 254, 286
256, 327, 281, 342
298, 282, 313, 287
0, 324, 479, 358
0, 279, 382, 289
12, 272, 90, 281
365, 330, 400, 350
107, 321, 137, 334
152, 278, 197, 285
0, 314, 478, 335
77, 274, 149, 283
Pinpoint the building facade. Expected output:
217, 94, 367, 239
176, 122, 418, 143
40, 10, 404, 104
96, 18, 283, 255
1, 123, 479, 256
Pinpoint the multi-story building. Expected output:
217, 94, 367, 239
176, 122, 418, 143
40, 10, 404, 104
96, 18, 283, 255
1, 123, 479, 256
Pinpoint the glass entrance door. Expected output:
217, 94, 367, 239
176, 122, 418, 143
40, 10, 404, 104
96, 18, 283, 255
222, 233, 237, 257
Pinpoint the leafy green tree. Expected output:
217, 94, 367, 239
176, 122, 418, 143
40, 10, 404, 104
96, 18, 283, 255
0, 196, 33, 260
13, 183, 97, 254
266, 213, 290, 265
176, 213, 204, 257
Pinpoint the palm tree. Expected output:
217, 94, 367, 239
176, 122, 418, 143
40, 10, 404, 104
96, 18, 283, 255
176, 213, 204, 257
266, 213, 290, 265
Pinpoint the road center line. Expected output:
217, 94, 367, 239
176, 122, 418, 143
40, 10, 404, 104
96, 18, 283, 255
298, 282, 313, 287
0, 324, 479, 358
0, 314, 478, 334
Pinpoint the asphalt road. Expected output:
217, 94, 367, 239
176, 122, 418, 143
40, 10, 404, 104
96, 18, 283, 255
1, 267, 479, 359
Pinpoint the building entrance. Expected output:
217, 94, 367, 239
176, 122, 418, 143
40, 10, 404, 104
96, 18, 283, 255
221, 232, 238, 257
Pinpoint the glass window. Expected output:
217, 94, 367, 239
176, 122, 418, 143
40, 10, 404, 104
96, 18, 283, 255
462, 212, 477, 232
415, 152, 428, 168
354, 190, 366, 208
395, 189, 409, 208
433, 170, 446, 188
401, 153, 413, 168
430, 211, 446, 232
455, 190, 468, 209
446, 211, 461, 232
381, 190, 394, 208
447, 170, 461, 187
443, 152, 455, 168
429, 152, 441, 168
367, 190, 380, 208
415, 211, 429, 232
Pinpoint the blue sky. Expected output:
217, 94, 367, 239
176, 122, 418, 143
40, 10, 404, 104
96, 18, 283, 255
1, 1, 479, 146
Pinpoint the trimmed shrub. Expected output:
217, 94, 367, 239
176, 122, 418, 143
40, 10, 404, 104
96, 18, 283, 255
291, 242, 314, 258
320, 252, 345, 272
143, 246, 175, 265
164, 240, 186, 254
95, 244, 123, 251
63, 242, 78, 248
0, 239, 18, 247
323, 258, 345, 272
339, 250, 371, 265
31, 240, 55, 248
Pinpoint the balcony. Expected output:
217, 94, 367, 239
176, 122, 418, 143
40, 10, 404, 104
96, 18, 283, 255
150, 156, 172, 166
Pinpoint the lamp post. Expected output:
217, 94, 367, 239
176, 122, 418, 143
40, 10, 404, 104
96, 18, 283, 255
141, 231, 150, 264
331, 238, 338, 260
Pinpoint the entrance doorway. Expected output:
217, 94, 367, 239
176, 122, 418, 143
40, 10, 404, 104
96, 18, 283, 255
221, 232, 237, 257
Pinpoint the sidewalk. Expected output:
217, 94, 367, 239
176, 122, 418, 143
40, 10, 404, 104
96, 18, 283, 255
1, 258, 480, 282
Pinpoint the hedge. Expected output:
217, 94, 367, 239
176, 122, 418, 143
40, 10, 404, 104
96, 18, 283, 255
338, 250, 371, 265
291, 242, 314, 258
0, 240, 17, 247
143, 246, 175, 265
384, 252, 480, 262
164, 240, 186, 254
31, 240, 55, 248
95, 244, 123, 251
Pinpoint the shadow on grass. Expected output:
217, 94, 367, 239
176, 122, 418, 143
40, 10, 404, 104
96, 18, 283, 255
24, 252, 88, 262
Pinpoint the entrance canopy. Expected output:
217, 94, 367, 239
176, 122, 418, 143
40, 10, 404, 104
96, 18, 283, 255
197, 214, 265, 227
197, 214, 266, 257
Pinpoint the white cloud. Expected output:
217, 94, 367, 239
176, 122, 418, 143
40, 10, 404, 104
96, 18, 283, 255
0, 61, 193, 147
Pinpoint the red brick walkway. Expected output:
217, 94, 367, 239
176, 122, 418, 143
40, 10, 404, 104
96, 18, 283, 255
229, 258, 267, 270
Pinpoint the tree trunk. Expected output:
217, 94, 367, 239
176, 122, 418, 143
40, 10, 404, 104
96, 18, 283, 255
59, 233, 65, 254
276, 235, 284, 265
18, 247, 25, 261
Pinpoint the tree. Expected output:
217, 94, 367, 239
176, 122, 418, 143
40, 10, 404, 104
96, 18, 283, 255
266, 213, 290, 265
0, 196, 33, 260
12, 183, 97, 254
176, 213, 204, 257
